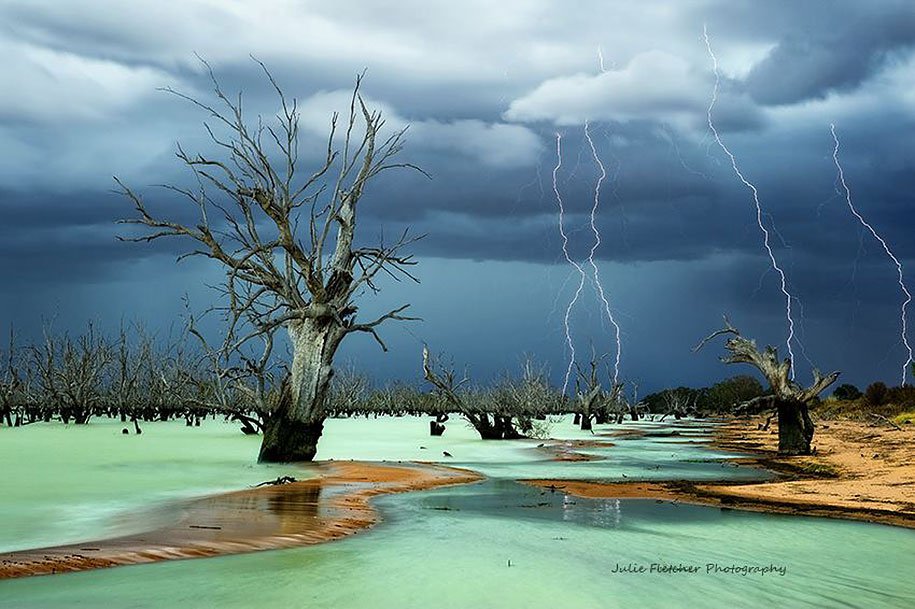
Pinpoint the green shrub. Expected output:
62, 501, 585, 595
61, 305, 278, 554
833, 383, 862, 401
865, 382, 889, 406
892, 411, 915, 425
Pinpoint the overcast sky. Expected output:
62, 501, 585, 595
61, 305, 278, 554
1, 0, 914, 392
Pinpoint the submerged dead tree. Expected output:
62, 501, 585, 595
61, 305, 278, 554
422, 346, 519, 439
0, 327, 23, 427
119, 63, 424, 462
695, 316, 839, 455
422, 347, 556, 439
573, 356, 609, 431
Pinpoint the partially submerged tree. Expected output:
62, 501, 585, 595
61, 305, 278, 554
325, 364, 370, 417
29, 323, 113, 425
658, 387, 698, 421
572, 355, 616, 430
421, 347, 559, 439
421, 346, 516, 439
0, 327, 23, 427
119, 63, 424, 462
493, 358, 563, 435
695, 316, 839, 455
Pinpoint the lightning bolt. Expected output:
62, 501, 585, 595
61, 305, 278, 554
584, 121, 622, 384
831, 123, 913, 384
597, 45, 610, 73
703, 24, 798, 378
553, 133, 588, 393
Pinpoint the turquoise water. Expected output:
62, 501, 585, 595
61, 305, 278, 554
0, 419, 289, 552
2, 416, 913, 608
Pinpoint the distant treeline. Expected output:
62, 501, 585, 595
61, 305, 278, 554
0, 322, 570, 435
642, 375, 915, 422
7, 322, 904, 437
816, 380, 915, 422
641, 376, 766, 418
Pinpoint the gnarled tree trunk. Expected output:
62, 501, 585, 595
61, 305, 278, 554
580, 402, 592, 431
258, 321, 342, 462
776, 399, 815, 456
464, 413, 523, 440
696, 316, 838, 456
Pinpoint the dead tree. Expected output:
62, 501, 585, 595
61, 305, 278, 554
658, 387, 698, 422
325, 364, 369, 417
118, 63, 424, 462
494, 357, 562, 434
183, 307, 275, 434
109, 323, 152, 425
29, 323, 112, 425
422, 346, 524, 439
0, 326, 22, 427
626, 381, 646, 421
573, 356, 607, 431
695, 316, 839, 455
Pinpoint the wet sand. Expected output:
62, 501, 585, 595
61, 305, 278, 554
525, 417, 915, 529
0, 461, 483, 580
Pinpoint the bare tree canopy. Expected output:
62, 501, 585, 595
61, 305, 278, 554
118, 61, 426, 462
421, 346, 561, 439
695, 315, 840, 455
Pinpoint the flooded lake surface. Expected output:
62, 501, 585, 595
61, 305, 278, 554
1, 416, 912, 608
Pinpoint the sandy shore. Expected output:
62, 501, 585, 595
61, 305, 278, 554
703, 417, 915, 526
525, 417, 915, 529
0, 461, 483, 580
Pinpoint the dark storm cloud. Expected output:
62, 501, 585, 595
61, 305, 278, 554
2, 0, 915, 389
726, 1, 915, 105
0, 187, 213, 284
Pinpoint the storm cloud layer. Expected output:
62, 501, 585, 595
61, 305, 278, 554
1, 0, 914, 391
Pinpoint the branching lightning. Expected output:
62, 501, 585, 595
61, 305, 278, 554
553, 133, 588, 393
584, 121, 622, 384
551, 49, 627, 394
831, 123, 913, 384
703, 24, 798, 378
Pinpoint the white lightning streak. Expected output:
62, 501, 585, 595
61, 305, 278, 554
831, 123, 913, 384
584, 121, 622, 384
553, 133, 588, 393
703, 24, 798, 378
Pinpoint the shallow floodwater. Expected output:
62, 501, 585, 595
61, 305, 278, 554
2, 416, 913, 608
0, 418, 293, 552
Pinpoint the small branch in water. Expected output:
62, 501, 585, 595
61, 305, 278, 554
254, 475, 298, 487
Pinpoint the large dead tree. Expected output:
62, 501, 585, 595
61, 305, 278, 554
695, 316, 839, 455
118, 63, 424, 462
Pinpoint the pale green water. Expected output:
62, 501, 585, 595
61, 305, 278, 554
2, 416, 913, 608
